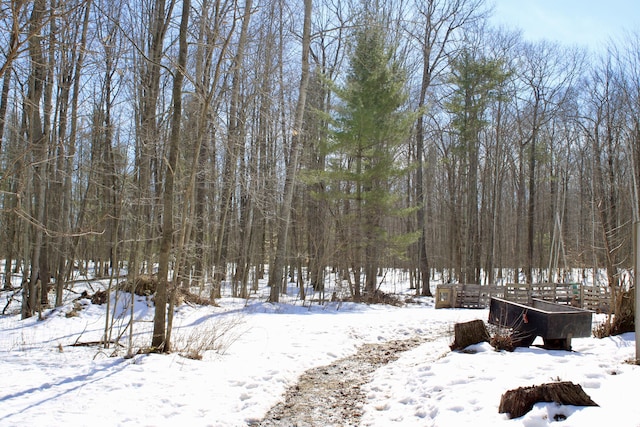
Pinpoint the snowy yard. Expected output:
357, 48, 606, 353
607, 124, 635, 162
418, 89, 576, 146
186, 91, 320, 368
1, 275, 638, 426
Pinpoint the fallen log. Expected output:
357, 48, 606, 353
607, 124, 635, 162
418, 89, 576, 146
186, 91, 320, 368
450, 319, 490, 350
499, 381, 598, 419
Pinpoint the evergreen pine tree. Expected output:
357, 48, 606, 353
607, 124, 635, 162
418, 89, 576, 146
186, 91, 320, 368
325, 13, 416, 297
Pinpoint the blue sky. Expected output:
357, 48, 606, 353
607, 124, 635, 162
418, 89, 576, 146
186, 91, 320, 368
490, 0, 639, 49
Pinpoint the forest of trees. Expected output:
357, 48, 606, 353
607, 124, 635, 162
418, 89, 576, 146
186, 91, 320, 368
1, 0, 639, 329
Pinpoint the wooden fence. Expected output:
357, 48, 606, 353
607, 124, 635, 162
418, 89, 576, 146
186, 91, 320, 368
435, 282, 611, 313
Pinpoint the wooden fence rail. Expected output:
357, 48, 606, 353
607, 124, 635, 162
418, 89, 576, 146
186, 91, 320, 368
435, 283, 611, 313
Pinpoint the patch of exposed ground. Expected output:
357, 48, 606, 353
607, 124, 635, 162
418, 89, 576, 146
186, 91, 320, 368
252, 336, 429, 426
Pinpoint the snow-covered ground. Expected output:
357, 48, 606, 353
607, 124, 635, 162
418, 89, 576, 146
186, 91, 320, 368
1, 274, 638, 426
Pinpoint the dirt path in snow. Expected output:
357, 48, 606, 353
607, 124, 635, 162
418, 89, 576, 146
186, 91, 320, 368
251, 336, 430, 427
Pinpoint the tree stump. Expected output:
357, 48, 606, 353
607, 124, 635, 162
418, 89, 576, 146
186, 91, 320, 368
499, 381, 598, 419
611, 287, 635, 334
450, 319, 490, 350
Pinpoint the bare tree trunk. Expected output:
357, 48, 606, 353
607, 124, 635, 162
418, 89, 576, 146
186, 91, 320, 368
190, 0, 236, 296
23, 0, 48, 319
305, 73, 330, 297
269, 0, 312, 302
133, 0, 173, 277
53, 0, 92, 305
213, 0, 252, 299
154, 0, 189, 352
415, 72, 431, 294
0, 34, 16, 154
486, 100, 506, 285
526, 107, 539, 285
3, 112, 24, 291
0, 61, 14, 286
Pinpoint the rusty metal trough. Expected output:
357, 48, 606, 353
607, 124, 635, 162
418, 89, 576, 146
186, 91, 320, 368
488, 297, 593, 351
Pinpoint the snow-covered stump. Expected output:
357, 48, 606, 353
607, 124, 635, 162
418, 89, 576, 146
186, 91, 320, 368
499, 381, 598, 419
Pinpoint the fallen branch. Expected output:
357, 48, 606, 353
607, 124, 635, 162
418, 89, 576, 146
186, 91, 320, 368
69, 340, 123, 347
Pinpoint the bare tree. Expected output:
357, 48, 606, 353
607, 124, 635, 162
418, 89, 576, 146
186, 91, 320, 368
268, 0, 312, 302
153, 0, 190, 352
131, 0, 175, 279
52, 0, 92, 306
22, 0, 48, 319
407, 0, 487, 293
0, 0, 31, 154
579, 51, 629, 289
514, 41, 583, 284
618, 34, 640, 223
213, 0, 252, 299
